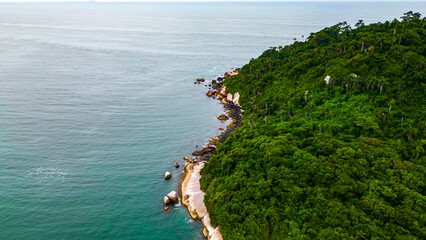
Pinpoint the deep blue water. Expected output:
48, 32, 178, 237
0, 2, 425, 239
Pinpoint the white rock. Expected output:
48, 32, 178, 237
226, 93, 233, 102
164, 171, 172, 180
167, 191, 179, 203
233, 92, 240, 105
163, 196, 171, 205
219, 87, 226, 96
324, 75, 331, 85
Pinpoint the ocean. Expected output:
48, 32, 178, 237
0, 2, 424, 239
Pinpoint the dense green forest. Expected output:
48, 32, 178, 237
200, 12, 425, 239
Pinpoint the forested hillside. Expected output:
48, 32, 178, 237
200, 12, 425, 239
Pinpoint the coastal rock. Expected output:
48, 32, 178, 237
228, 120, 234, 127
217, 114, 229, 121
224, 70, 238, 78
196, 78, 205, 82
203, 227, 208, 238
227, 93, 233, 102
183, 156, 188, 160
175, 163, 180, 168
218, 127, 224, 130
164, 171, 172, 180
209, 137, 219, 143
164, 207, 171, 211
233, 92, 240, 105
167, 191, 179, 203
163, 196, 171, 205
219, 87, 226, 96
221, 98, 227, 104
203, 147, 214, 152
206, 143, 217, 150
206, 90, 213, 97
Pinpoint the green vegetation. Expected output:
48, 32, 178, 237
200, 12, 425, 239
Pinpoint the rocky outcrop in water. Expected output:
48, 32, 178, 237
217, 114, 229, 120
167, 191, 178, 203
163, 196, 171, 205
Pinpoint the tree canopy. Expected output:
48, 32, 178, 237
200, 13, 425, 240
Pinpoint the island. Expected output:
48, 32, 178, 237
197, 12, 425, 240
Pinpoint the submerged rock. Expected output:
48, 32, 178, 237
164, 171, 172, 180
167, 191, 179, 203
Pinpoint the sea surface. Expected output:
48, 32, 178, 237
0, 2, 424, 239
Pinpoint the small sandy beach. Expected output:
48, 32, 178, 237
181, 162, 223, 240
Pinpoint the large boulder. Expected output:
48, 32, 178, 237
164, 171, 172, 180
167, 191, 179, 203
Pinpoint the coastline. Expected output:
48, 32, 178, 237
180, 71, 242, 240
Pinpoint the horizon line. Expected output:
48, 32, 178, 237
0, 0, 424, 2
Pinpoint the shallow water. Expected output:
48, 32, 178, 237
0, 2, 424, 239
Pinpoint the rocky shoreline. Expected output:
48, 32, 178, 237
180, 70, 242, 239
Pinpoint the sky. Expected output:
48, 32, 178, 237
0, 0, 423, 2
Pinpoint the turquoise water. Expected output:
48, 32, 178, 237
0, 2, 425, 239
